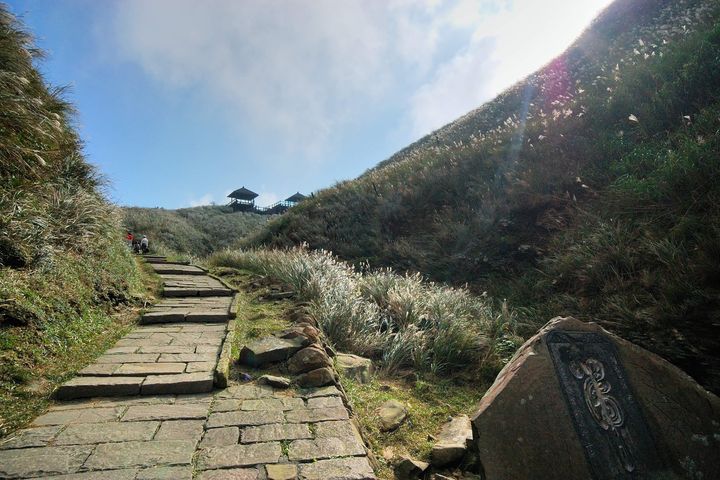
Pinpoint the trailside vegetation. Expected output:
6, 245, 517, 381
123, 205, 269, 258
246, 0, 720, 393
207, 247, 520, 380
0, 6, 144, 435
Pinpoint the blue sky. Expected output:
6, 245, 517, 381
6, 0, 612, 208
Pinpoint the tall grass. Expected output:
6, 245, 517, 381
123, 206, 268, 257
1, 5, 144, 435
208, 247, 519, 377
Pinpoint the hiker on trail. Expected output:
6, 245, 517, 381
140, 235, 149, 254
126, 231, 133, 247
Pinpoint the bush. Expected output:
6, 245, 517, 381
208, 247, 517, 377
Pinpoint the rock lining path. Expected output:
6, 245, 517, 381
0, 256, 376, 479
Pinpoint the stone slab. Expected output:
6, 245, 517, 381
241, 423, 312, 443
140, 372, 214, 395
32, 407, 124, 426
154, 420, 205, 441
297, 457, 376, 480
0, 445, 94, 479
0, 426, 63, 450
285, 407, 349, 423
83, 440, 196, 470
197, 468, 259, 480
54, 421, 159, 445
198, 442, 282, 470
207, 410, 284, 428
288, 437, 365, 461
122, 403, 209, 422
114, 362, 187, 376
200, 427, 240, 448
96, 354, 160, 364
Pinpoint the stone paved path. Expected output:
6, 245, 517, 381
0, 256, 376, 479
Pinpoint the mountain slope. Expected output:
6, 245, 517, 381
123, 206, 268, 256
247, 0, 720, 393
0, 6, 144, 435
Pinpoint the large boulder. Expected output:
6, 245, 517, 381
378, 399, 407, 432
336, 353, 374, 384
431, 415, 473, 467
288, 346, 332, 374
472, 317, 720, 480
239, 336, 307, 367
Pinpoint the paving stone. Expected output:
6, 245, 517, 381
115, 337, 173, 347
299, 386, 342, 398
44, 469, 139, 479
80, 395, 174, 409
174, 393, 214, 404
240, 398, 287, 411
96, 354, 160, 364
198, 442, 282, 470
135, 466, 192, 480
199, 427, 239, 448
216, 384, 273, 400
140, 372, 214, 395
186, 311, 229, 322
196, 345, 222, 354
315, 420, 361, 440
285, 407, 349, 424
0, 425, 63, 449
138, 345, 196, 354
266, 464, 298, 480
154, 420, 205, 441
207, 410, 284, 428
158, 353, 216, 363
185, 361, 215, 373
114, 362, 187, 376
241, 423, 311, 443
105, 347, 139, 355
32, 407, 124, 426
297, 457, 376, 479
122, 403, 209, 422
54, 421, 159, 445
141, 312, 187, 324
83, 440, 196, 470
306, 396, 344, 409
77, 364, 120, 376
197, 468, 259, 480
288, 437, 365, 461
0, 445, 93, 479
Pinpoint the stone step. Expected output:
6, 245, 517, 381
56, 372, 214, 400
140, 310, 229, 324
163, 288, 233, 297
150, 265, 206, 275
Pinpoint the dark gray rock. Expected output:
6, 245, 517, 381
239, 336, 306, 367
394, 456, 429, 479
295, 367, 335, 388
287, 347, 332, 374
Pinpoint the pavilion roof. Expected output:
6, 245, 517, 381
227, 187, 258, 200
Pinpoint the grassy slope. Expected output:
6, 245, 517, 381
247, 0, 720, 393
123, 205, 269, 257
0, 7, 145, 435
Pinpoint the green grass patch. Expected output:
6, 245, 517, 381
341, 373, 486, 479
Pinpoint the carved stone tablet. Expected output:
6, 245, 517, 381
547, 331, 663, 480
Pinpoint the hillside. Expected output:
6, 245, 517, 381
247, 0, 720, 393
123, 205, 268, 257
0, 6, 144, 434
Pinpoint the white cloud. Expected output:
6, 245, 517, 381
110, 0, 614, 158
408, 0, 614, 136
256, 191, 280, 207
188, 193, 214, 207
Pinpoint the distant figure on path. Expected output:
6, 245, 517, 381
126, 231, 133, 247
140, 235, 149, 254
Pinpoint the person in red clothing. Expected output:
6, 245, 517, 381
126, 231, 133, 247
